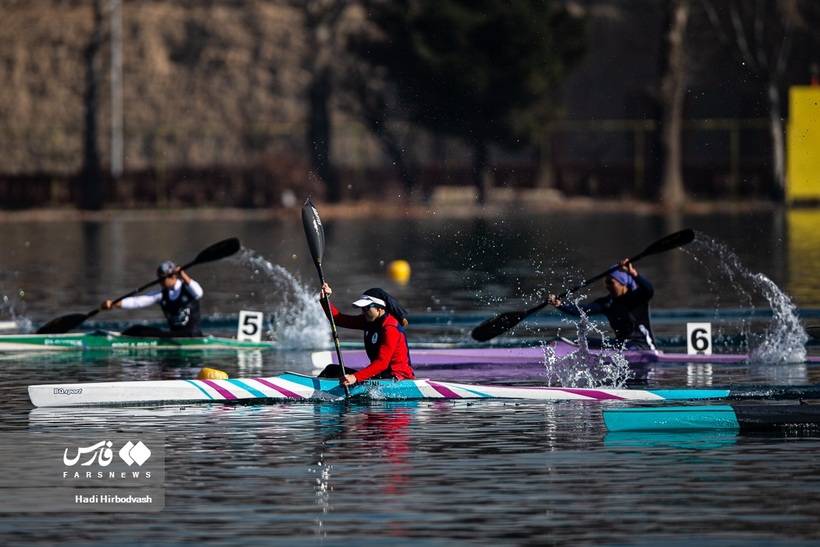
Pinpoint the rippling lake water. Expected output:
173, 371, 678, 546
1, 207, 820, 545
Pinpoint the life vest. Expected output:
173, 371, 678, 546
160, 283, 202, 335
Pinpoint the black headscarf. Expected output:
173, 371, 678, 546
361, 287, 409, 326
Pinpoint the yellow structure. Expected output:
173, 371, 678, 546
786, 208, 820, 308
786, 86, 820, 204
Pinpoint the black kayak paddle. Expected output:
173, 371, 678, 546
470, 228, 696, 342
302, 199, 350, 398
36, 237, 241, 335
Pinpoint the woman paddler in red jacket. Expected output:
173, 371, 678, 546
318, 284, 414, 386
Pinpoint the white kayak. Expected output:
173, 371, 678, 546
28, 371, 737, 408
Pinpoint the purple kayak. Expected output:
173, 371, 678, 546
311, 337, 820, 370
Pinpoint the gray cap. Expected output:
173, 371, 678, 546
157, 260, 177, 276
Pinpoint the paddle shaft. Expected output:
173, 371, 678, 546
315, 265, 350, 380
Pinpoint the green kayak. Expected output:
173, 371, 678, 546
0, 330, 276, 352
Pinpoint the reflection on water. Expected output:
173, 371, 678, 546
21, 399, 820, 544
788, 208, 820, 308
687, 363, 715, 386
10, 355, 820, 544
604, 430, 739, 450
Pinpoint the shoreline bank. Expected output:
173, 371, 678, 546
0, 197, 786, 223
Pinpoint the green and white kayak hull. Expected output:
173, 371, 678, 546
0, 330, 275, 352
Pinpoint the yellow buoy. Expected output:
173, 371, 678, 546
197, 367, 229, 380
387, 260, 411, 285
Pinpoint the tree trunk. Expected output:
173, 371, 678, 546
303, 4, 343, 204
342, 68, 421, 201
370, 123, 419, 201
471, 140, 490, 205
659, 0, 690, 209
307, 63, 341, 203
767, 81, 786, 200
79, 0, 104, 211
766, 9, 793, 202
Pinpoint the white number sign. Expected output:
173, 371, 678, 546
687, 322, 712, 355
237, 310, 264, 342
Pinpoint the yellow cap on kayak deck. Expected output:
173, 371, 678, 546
197, 367, 229, 380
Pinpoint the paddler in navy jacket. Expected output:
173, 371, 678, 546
548, 258, 656, 350
100, 260, 204, 337
318, 284, 414, 386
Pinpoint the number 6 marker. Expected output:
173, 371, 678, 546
687, 322, 712, 355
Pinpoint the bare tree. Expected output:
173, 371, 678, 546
78, 0, 105, 211
338, 62, 422, 201
698, 0, 799, 200
300, 0, 348, 203
659, 0, 691, 209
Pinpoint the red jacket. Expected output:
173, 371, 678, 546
323, 299, 414, 382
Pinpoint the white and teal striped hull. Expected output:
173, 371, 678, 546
28, 371, 732, 408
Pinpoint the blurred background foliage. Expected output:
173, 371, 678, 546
0, 0, 818, 210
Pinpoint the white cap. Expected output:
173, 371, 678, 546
351, 295, 386, 308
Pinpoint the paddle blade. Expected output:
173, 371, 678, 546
807, 325, 820, 339
637, 228, 695, 259
471, 311, 529, 342
301, 199, 326, 270
36, 313, 90, 335
189, 237, 241, 266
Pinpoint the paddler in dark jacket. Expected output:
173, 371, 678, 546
318, 284, 414, 386
547, 258, 656, 350
100, 260, 204, 337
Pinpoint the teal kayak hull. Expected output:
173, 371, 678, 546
604, 404, 820, 432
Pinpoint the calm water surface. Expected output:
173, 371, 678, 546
1, 208, 820, 545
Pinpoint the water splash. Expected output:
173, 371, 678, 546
231, 249, 330, 349
543, 312, 632, 388
683, 233, 807, 363
746, 273, 807, 363
0, 293, 32, 333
